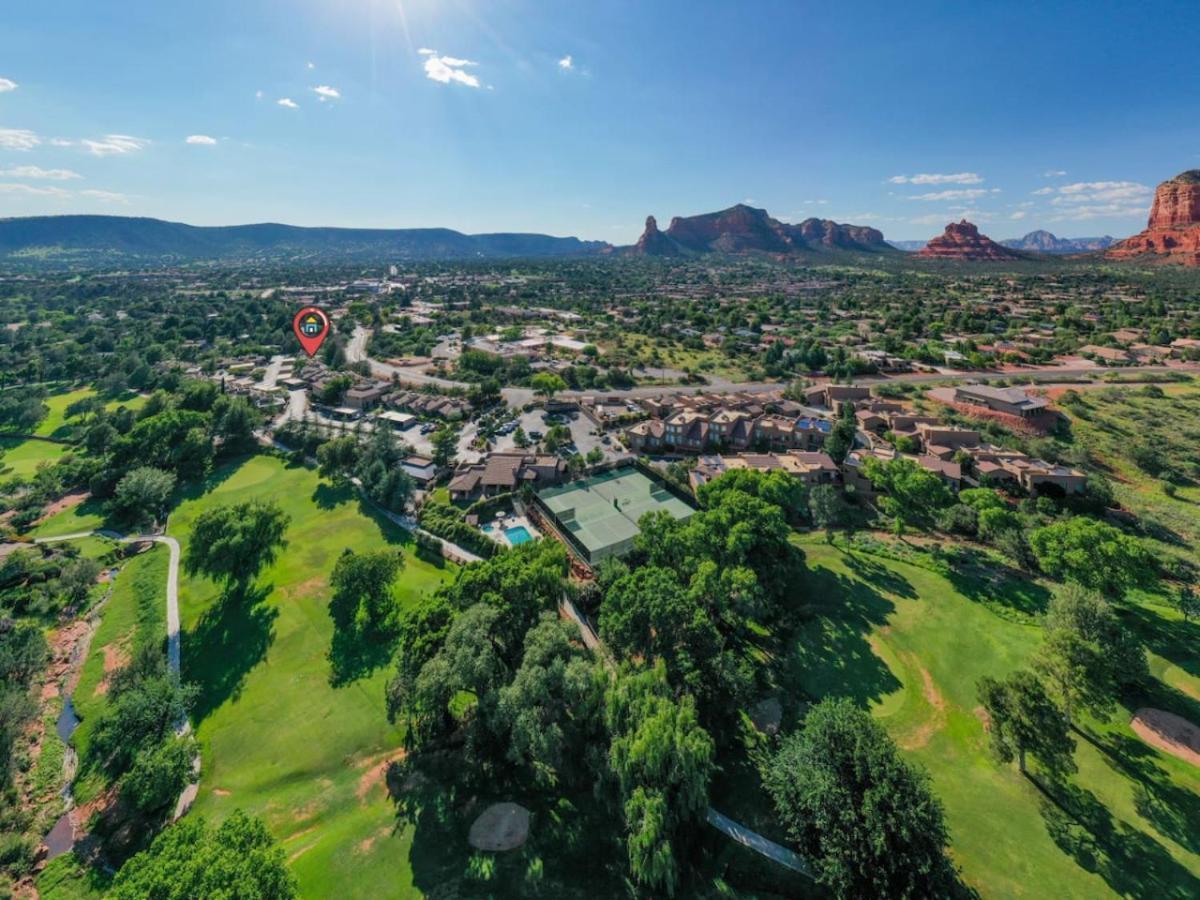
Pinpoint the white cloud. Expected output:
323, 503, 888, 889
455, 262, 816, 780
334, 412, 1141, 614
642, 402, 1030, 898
1049, 202, 1150, 222
421, 50, 481, 88
0, 165, 80, 180
0, 78, 17, 93
79, 188, 129, 204
277, 97, 299, 109
1010, 211, 1027, 220
306, 61, 316, 70
185, 134, 217, 145
908, 188, 993, 202
1053, 181, 1152, 203
558, 55, 573, 70
1042, 170, 1067, 177
0, 128, 40, 151
49, 138, 73, 147
312, 85, 340, 101
1032, 186, 1055, 195
83, 134, 148, 156
888, 172, 983, 185
255, 90, 264, 100
0, 182, 70, 198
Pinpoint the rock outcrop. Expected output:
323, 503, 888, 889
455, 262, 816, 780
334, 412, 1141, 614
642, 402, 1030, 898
1001, 230, 1114, 254
917, 220, 1023, 261
1106, 170, 1200, 266
628, 204, 893, 256
632, 215, 685, 256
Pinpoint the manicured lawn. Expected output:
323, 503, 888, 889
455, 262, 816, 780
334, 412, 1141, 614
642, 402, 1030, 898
33, 388, 95, 438
718, 533, 1200, 899
0, 435, 68, 478
169, 455, 455, 899
27, 498, 108, 540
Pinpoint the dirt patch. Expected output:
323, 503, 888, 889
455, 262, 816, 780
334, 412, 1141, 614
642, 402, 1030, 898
973, 706, 992, 730
897, 657, 948, 751
468, 802, 530, 852
212, 788, 231, 797
355, 824, 392, 855
1130, 708, 1200, 767
284, 576, 326, 601
93, 642, 131, 697
355, 749, 407, 803
918, 665, 946, 712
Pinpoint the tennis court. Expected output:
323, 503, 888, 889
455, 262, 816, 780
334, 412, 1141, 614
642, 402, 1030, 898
536, 466, 696, 563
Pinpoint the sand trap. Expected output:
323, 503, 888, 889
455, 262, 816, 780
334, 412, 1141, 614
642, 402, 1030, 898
1130, 708, 1200, 767
468, 802, 530, 852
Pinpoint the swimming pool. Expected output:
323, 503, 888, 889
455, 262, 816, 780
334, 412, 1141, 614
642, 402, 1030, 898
504, 525, 533, 545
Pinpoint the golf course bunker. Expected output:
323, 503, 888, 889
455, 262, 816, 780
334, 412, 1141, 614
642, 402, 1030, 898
1130, 708, 1200, 767
468, 802, 531, 852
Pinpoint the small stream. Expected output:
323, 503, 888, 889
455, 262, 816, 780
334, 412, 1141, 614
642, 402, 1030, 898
44, 696, 80, 860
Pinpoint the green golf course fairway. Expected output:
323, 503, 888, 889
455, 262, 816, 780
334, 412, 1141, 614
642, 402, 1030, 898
170, 455, 454, 898
0, 435, 68, 478
782, 534, 1200, 899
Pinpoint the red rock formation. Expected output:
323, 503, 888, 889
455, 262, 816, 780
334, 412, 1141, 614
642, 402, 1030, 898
628, 204, 892, 256
1106, 171, 1200, 266
632, 215, 684, 256
917, 220, 1023, 261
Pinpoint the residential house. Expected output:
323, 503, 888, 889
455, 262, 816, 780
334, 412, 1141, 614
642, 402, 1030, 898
448, 452, 567, 501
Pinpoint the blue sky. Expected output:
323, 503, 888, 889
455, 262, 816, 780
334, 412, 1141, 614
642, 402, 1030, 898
1, 0, 1198, 241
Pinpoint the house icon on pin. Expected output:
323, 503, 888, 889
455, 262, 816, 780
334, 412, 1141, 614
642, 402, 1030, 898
300, 314, 323, 336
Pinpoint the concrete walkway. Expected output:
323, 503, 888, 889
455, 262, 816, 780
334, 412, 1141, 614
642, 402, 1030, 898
33, 528, 198, 819
706, 808, 811, 876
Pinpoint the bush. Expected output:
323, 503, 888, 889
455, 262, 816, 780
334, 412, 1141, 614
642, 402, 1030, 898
418, 500, 497, 558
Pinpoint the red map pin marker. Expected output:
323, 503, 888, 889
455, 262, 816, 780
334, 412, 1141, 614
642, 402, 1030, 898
293, 306, 330, 357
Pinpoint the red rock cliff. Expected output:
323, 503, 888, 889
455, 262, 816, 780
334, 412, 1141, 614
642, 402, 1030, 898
917, 220, 1022, 261
1106, 171, 1200, 265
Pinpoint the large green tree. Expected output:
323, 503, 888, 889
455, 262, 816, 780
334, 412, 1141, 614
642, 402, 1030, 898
496, 613, 605, 789
110, 810, 296, 900
764, 697, 953, 899
184, 499, 289, 592
329, 548, 405, 636
111, 466, 176, 528
1028, 517, 1154, 597
605, 663, 714, 898
977, 669, 1075, 779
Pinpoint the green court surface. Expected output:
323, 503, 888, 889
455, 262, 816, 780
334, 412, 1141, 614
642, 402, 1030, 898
537, 467, 695, 562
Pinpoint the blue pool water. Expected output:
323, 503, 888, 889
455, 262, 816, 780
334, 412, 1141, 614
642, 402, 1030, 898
504, 525, 533, 545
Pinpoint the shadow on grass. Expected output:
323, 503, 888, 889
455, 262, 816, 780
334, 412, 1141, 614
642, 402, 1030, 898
183, 582, 277, 724
327, 625, 398, 687
1076, 725, 1200, 856
1038, 779, 1200, 899
1121, 602, 1200, 680
839, 549, 917, 600
944, 562, 1052, 620
784, 564, 901, 713
312, 480, 353, 510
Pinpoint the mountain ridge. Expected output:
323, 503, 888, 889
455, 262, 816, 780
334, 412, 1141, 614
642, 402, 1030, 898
0, 214, 612, 261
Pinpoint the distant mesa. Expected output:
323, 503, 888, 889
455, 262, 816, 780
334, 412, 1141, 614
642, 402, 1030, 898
917, 220, 1024, 261
1001, 230, 1114, 254
0, 215, 612, 261
627, 203, 894, 257
1106, 170, 1200, 266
